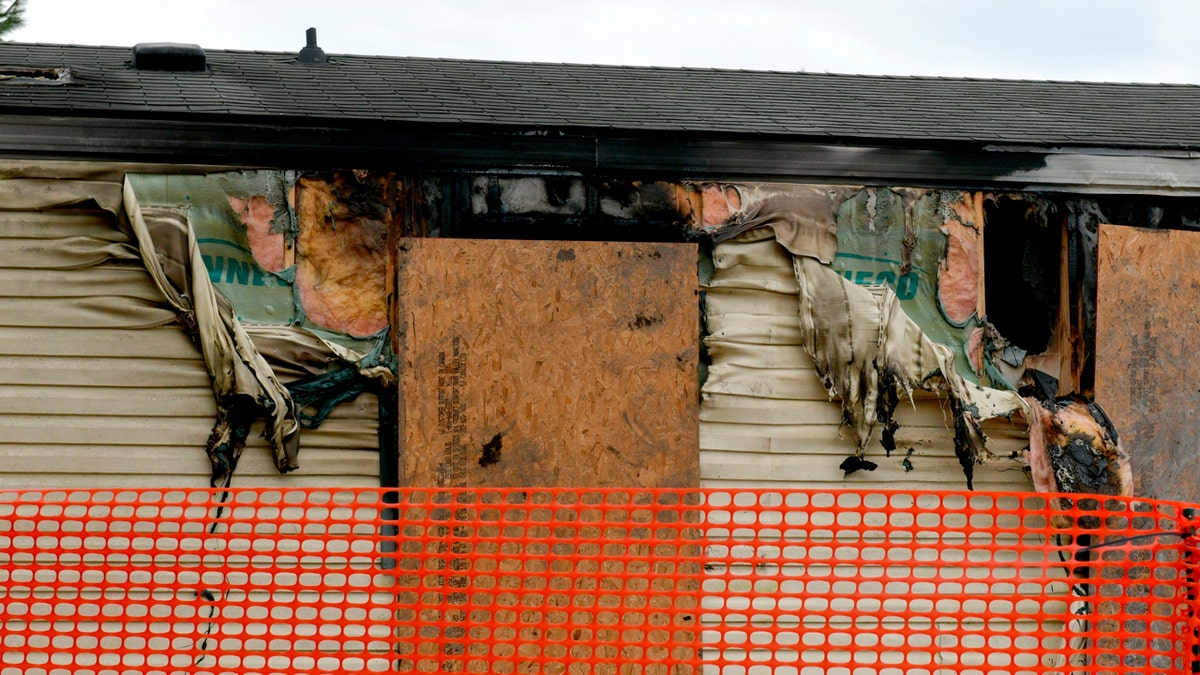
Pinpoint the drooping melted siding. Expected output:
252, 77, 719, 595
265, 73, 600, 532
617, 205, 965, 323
697, 233, 1073, 672
700, 229, 1032, 491
0, 206, 380, 488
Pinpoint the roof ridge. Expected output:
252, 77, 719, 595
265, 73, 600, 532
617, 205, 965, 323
4, 40, 1198, 87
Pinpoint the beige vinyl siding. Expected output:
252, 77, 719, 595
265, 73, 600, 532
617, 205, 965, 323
0, 203, 380, 489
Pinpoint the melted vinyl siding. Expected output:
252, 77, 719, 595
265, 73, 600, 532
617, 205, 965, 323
700, 232, 1033, 491
0, 208, 380, 489
698, 234, 1071, 671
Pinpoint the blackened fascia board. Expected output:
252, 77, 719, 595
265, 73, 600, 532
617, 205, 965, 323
0, 110, 1057, 188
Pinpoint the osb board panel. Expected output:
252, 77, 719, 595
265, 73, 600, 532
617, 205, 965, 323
397, 238, 700, 488
1095, 224, 1200, 502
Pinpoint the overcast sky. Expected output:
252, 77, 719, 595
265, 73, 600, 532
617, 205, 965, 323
11, 0, 1200, 84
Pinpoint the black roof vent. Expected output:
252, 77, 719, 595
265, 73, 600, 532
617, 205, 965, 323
297, 27, 327, 65
131, 43, 207, 72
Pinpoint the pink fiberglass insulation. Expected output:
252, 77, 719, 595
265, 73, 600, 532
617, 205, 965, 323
228, 194, 287, 274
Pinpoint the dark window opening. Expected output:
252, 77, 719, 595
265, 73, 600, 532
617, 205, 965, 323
984, 195, 1060, 354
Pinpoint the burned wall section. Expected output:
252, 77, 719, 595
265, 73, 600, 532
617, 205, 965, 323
983, 194, 1065, 394
128, 166, 1200, 498
128, 170, 397, 345
445, 176, 700, 243
295, 172, 394, 338
988, 192, 1200, 502
691, 182, 1176, 497
984, 195, 1060, 356
832, 188, 987, 383
434, 176, 1107, 490
438, 176, 1032, 487
127, 170, 400, 486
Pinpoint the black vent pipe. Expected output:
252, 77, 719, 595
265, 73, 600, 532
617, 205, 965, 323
297, 27, 328, 65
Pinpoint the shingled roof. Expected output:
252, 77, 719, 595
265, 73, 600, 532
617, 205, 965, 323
0, 41, 1197, 151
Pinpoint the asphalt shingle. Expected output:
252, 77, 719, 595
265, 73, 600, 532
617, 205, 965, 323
0, 41, 1198, 150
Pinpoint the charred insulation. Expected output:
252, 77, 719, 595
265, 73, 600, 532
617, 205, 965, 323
1088, 194, 1200, 231
447, 176, 698, 243
0, 66, 71, 83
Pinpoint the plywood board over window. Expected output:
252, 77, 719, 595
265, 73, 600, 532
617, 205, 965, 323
396, 238, 700, 488
1095, 223, 1200, 502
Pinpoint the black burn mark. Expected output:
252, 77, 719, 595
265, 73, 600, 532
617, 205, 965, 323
877, 369, 901, 457
900, 228, 917, 276
544, 177, 576, 208
950, 398, 986, 491
318, 170, 392, 221
629, 313, 664, 329
598, 180, 684, 221
478, 433, 502, 467
839, 455, 878, 477
1054, 435, 1114, 492
556, 248, 576, 262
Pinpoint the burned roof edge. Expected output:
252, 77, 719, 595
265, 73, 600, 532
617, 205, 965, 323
0, 110, 1199, 195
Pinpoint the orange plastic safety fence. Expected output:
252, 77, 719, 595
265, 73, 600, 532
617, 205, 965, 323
0, 488, 1196, 675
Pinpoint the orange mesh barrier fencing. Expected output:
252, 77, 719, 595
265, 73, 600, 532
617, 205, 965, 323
0, 488, 1196, 675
